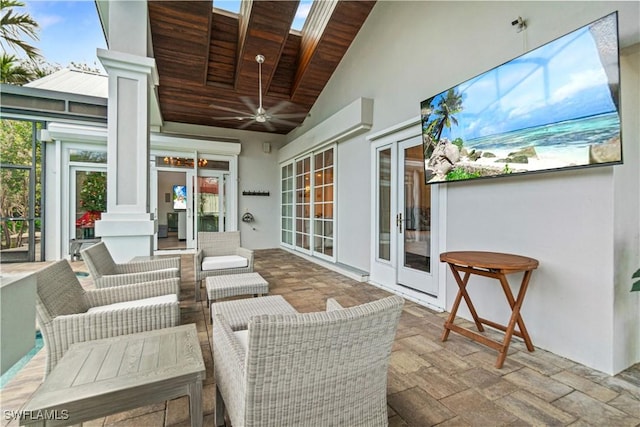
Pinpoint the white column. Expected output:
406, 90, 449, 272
94, 0, 158, 262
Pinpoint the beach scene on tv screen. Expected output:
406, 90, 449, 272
421, 12, 621, 184
173, 185, 187, 210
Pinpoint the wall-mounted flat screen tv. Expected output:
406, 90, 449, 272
173, 184, 187, 210
421, 11, 621, 185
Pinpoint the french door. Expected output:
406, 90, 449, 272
152, 156, 230, 251
372, 132, 442, 305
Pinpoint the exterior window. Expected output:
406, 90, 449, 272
70, 149, 107, 163
281, 146, 335, 260
281, 163, 294, 246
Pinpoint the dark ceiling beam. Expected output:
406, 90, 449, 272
234, 0, 299, 94
208, 11, 239, 87
148, 1, 212, 85
291, 0, 376, 105
202, 7, 213, 86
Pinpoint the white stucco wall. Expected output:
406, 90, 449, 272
237, 136, 284, 249
287, 1, 640, 374
613, 45, 640, 372
335, 135, 371, 270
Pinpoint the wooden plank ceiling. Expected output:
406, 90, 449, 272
148, 0, 376, 134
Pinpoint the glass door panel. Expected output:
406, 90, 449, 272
73, 170, 107, 240
197, 176, 221, 232
295, 157, 311, 252
403, 144, 430, 273
377, 148, 392, 261
312, 147, 334, 259
281, 163, 294, 245
397, 138, 436, 295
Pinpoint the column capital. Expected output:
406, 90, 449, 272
97, 48, 159, 86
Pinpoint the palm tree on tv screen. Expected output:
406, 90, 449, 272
433, 88, 463, 143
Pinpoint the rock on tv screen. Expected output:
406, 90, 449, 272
421, 12, 621, 185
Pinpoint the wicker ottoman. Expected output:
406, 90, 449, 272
210, 295, 297, 328
206, 272, 269, 305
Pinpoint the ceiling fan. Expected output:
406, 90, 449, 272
211, 54, 308, 131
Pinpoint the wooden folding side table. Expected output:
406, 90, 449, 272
440, 251, 539, 368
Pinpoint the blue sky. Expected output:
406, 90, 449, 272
422, 13, 618, 142
22, 1, 106, 71
214, 0, 312, 30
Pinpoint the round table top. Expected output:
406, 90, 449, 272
440, 251, 539, 272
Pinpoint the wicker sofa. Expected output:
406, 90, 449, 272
194, 231, 254, 301
34, 260, 180, 376
212, 295, 404, 427
81, 241, 180, 288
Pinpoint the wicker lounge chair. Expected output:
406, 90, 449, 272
194, 232, 254, 301
35, 260, 181, 376
212, 295, 404, 427
81, 241, 180, 288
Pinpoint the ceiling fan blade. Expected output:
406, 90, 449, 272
263, 121, 276, 132
238, 119, 276, 132
210, 104, 252, 116
240, 96, 258, 114
213, 116, 253, 121
271, 112, 309, 119
266, 100, 292, 115
238, 119, 257, 130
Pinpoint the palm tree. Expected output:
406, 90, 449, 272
433, 88, 463, 143
0, 0, 40, 61
0, 52, 32, 83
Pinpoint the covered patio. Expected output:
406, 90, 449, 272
1, 1, 640, 425
2, 251, 639, 426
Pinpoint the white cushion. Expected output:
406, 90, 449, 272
202, 255, 248, 271
87, 294, 178, 313
234, 330, 249, 353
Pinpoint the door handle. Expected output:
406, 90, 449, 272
397, 212, 403, 233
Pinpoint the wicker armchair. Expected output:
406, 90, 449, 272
212, 295, 404, 427
81, 241, 180, 288
35, 260, 181, 376
195, 232, 254, 301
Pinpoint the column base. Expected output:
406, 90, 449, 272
95, 213, 156, 263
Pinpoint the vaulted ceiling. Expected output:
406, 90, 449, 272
148, 0, 376, 134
